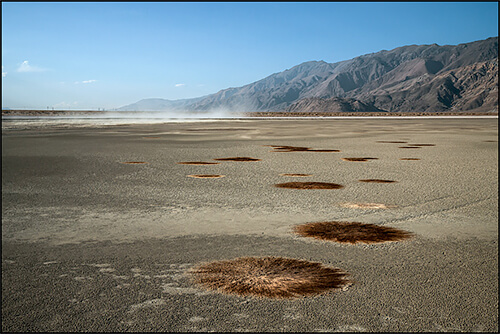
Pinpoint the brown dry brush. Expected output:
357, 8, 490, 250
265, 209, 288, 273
376, 141, 408, 143
187, 174, 225, 178
307, 149, 341, 152
294, 221, 413, 244
177, 161, 220, 165
189, 256, 351, 299
274, 182, 344, 189
268, 145, 340, 152
341, 157, 378, 162
214, 157, 261, 161
358, 179, 396, 183
270, 145, 311, 152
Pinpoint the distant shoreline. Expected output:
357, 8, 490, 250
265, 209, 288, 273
2, 109, 498, 117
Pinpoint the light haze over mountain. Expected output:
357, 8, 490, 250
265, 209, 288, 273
118, 37, 498, 113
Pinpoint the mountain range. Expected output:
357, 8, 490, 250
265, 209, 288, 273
118, 37, 498, 113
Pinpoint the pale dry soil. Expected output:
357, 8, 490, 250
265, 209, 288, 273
2, 118, 498, 332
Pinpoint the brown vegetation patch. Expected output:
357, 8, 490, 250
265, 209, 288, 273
274, 182, 344, 189
186, 128, 251, 131
121, 161, 148, 164
483, 140, 497, 142
359, 179, 397, 183
214, 157, 261, 161
189, 256, 351, 299
308, 149, 341, 152
376, 140, 408, 143
293, 221, 412, 244
408, 144, 436, 146
339, 202, 396, 209
280, 173, 313, 177
267, 145, 340, 152
177, 161, 220, 165
400, 158, 420, 161
341, 157, 378, 162
398, 146, 421, 149
268, 145, 311, 152
187, 174, 225, 178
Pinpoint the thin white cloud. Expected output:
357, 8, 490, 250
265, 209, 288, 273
2, 66, 6, 77
17, 60, 46, 72
74, 79, 97, 84
175, 83, 185, 87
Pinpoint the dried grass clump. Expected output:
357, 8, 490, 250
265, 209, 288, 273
293, 221, 413, 244
341, 157, 378, 162
399, 158, 420, 161
376, 141, 408, 143
308, 149, 341, 152
189, 256, 351, 299
274, 182, 344, 189
339, 202, 396, 209
187, 174, 225, 178
398, 146, 421, 149
214, 157, 261, 161
267, 145, 340, 153
121, 161, 148, 164
359, 179, 396, 183
269, 145, 311, 152
280, 173, 312, 177
408, 144, 435, 146
177, 161, 220, 165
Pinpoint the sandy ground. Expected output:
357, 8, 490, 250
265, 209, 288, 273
2, 117, 498, 332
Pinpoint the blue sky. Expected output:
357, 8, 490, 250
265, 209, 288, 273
2, 2, 498, 110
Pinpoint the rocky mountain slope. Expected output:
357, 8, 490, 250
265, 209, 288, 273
118, 37, 498, 113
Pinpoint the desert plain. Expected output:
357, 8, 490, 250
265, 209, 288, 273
1, 116, 498, 332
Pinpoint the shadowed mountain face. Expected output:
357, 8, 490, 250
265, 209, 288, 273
118, 37, 498, 113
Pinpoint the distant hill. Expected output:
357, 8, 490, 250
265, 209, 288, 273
285, 97, 386, 113
116, 96, 206, 112
118, 37, 498, 113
